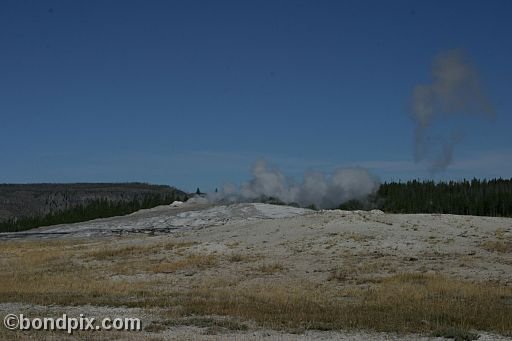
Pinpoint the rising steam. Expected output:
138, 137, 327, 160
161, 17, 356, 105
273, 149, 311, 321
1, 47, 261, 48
411, 49, 494, 171
211, 160, 380, 209
208, 49, 493, 208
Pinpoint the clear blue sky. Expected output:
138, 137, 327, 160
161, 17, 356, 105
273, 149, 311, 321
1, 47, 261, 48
1, 1, 511, 191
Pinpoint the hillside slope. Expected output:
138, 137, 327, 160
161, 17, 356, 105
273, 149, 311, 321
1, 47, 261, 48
0, 183, 188, 222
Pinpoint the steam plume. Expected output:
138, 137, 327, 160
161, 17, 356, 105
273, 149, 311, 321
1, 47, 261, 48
212, 160, 380, 209
411, 49, 494, 171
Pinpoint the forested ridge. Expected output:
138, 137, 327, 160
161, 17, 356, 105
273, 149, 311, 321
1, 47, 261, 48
0, 183, 188, 233
0, 192, 184, 233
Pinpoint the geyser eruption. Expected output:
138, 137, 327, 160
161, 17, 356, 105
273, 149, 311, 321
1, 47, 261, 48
411, 49, 494, 172
214, 160, 380, 209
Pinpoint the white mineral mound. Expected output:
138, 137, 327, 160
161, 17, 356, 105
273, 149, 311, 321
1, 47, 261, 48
170, 203, 311, 228
4, 203, 312, 238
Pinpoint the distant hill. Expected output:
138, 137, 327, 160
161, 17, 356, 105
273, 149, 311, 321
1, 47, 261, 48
0, 183, 188, 223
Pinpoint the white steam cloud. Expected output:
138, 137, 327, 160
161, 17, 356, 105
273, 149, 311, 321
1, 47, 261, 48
205, 49, 493, 207
211, 160, 380, 209
411, 49, 494, 171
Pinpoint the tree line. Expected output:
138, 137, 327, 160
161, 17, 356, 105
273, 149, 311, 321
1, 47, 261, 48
339, 178, 512, 217
0, 193, 184, 233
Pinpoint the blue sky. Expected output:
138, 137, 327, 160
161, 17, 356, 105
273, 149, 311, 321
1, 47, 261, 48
1, 1, 511, 192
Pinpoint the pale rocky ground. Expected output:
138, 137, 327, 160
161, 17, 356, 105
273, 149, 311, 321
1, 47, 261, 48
1, 202, 512, 340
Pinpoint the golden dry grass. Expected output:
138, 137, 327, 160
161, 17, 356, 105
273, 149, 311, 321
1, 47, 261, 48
180, 273, 512, 334
87, 244, 160, 259
86, 240, 197, 260
1, 237, 512, 337
148, 254, 219, 273
0, 238, 191, 306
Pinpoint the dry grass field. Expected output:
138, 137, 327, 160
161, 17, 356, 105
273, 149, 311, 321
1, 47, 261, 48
1, 203, 512, 340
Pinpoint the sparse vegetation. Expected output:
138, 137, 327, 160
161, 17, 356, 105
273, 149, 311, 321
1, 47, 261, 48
431, 327, 480, 340
88, 244, 160, 259
481, 240, 512, 253
87, 240, 197, 260
327, 268, 349, 282
227, 253, 245, 262
148, 254, 219, 273
255, 262, 285, 274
